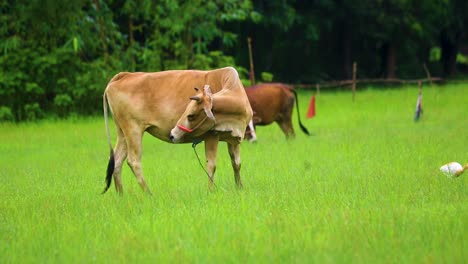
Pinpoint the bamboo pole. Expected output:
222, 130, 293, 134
247, 37, 255, 86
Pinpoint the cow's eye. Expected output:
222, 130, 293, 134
187, 113, 196, 121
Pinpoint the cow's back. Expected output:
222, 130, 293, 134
104, 67, 250, 142
245, 83, 294, 125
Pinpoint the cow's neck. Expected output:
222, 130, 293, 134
212, 94, 245, 114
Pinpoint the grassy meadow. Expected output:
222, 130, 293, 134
0, 83, 467, 263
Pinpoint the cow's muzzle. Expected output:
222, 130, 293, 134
169, 125, 185, 143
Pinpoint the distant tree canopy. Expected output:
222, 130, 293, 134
0, 0, 467, 121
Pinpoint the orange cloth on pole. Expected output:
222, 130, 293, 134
307, 95, 316, 119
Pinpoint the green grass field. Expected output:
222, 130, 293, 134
1, 84, 467, 263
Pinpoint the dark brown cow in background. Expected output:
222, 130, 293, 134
245, 83, 310, 141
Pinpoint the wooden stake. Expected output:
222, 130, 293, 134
247, 37, 255, 86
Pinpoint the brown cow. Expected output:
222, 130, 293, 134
102, 67, 252, 194
245, 83, 310, 141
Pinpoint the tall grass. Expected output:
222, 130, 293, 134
0, 84, 467, 263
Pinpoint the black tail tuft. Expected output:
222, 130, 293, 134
299, 123, 310, 136
291, 88, 311, 136
102, 149, 115, 194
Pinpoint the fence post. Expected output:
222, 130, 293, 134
316, 84, 320, 95
352, 62, 357, 102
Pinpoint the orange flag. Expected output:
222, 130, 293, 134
307, 95, 316, 118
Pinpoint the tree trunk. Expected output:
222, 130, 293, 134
341, 26, 352, 79
93, 0, 108, 59
440, 30, 460, 77
186, 27, 193, 69
386, 43, 396, 78
128, 16, 135, 71
381, 42, 397, 79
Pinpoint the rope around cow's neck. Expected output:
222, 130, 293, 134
178, 115, 209, 134
192, 140, 217, 189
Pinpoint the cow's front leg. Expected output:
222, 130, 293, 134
228, 142, 243, 188
204, 134, 219, 190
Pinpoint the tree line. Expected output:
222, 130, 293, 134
1, 0, 467, 121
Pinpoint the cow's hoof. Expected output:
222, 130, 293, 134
248, 138, 257, 143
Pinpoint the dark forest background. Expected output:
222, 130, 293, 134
1, 0, 467, 121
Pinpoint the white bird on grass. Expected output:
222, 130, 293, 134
440, 162, 468, 178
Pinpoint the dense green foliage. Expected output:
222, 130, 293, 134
1, 0, 468, 121
1, 85, 467, 262
0, 0, 257, 121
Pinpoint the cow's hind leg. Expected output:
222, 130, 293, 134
204, 134, 219, 190
125, 127, 152, 195
112, 126, 127, 194
228, 142, 243, 188
277, 120, 295, 139
247, 119, 257, 142
278, 95, 295, 138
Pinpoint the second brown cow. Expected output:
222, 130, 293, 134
245, 83, 310, 141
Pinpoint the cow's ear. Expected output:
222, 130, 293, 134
204, 106, 216, 121
190, 96, 201, 102
203, 85, 212, 97
194, 87, 199, 92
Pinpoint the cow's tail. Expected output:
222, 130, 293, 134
102, 92, 115, 194
291, 89, 310, 136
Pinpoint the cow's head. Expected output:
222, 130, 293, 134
170, 85, 216, 143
